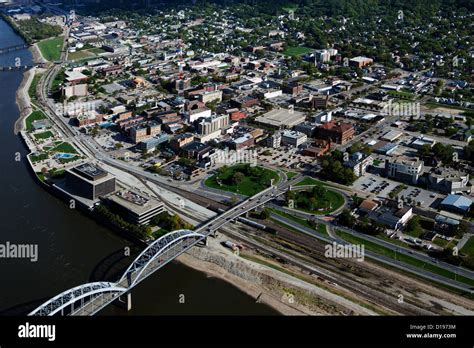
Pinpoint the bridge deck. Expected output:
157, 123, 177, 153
31, 176, 301, 316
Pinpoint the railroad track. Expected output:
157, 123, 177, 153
221, 222, 435, 315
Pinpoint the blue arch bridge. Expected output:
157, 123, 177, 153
29, 177, 299, 316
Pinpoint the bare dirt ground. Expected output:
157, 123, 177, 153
179, 217, 474, 316
178, 233, 378, 316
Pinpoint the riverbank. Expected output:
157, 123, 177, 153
177, 233, 378, 316
0, 14, 31, 44
30, 43, 48, 64
14, 66, 35, 134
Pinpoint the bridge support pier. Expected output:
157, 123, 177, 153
116, 293, 132, 312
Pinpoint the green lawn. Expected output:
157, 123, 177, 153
291, 188, 345, 215
270, 208, 327, 235
68, 49, 94, 61
336, 230, 474, 287
317, 223, 328, 235
283, 46, 312, 57
29, 152, 48, 163
286, 171, 298, 179
282, 5, 299, 12
28, 73, 42, 101
33, 131, 53, 140
432, 236, 452, 249
36, 172, 46, 182
49, 142, 78, 154
461, 236, 474, 257
58, 155, 80, 164
388, 90, 415, 101
425, 103, 469, 112
295, 177, 340, 188
295, 177, 326, 187
89, 47, 106, 55
25, 111, 47, 131
38, 37, 64, 61
205, 164, 279, 196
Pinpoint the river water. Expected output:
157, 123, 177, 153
0, 18, 277, 316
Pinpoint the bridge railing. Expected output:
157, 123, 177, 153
28, 282, 127, 316
28, 230, 205, 316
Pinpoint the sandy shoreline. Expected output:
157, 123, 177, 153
14, 43, 49, 134
176, 234, 378, 316
177, 252, 306, 315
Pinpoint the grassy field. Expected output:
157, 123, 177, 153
270, 208, 327, 235
388, 90, 415, 100
68, 49, 94, 61
291, 188, 345, 215
461, 236, 474, 257
295, 177, 339, 188
38, 37, 63, 61
283, 46, 312, 57
25, 111, 47, 131
282, 5, 299, 12
295, 177, 326, 187
286, 171, 298, 179
28, 73, 42, 101
336, 230, 474, 287
49, 142, 78, 154
205, 164, 279, 196
89, 47, 106, 55
29, 152, 48, 163
425, 103, 470, 112
33, 131, 53, 140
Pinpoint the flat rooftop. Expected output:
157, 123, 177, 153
255, 108, 306, 127
72, 163, 108, 181
108, 190, 164, 215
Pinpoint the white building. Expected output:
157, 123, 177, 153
266, 132, 282, 148
185, 108, 212, 123
314, 111, 332, 124
344, 152, 373, 177
263, 89, 283, 99
281, 130, 307, 147
314, 49, 331, 63
197, 114, 229, 135
385, 158, 424, 184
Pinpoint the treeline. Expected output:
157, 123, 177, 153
151, 211, 193, 231
95, 204, 152, 240
15, 18, 62, 42
319, 150, 357, 186
64, 0, 473, 15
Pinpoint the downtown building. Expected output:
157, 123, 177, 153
385, 158, 424, 185
65, 163, 116, 201
105, 189, 164, 225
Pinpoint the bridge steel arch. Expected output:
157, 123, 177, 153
29, 282, 127, 316
28, 230, 205, 316
118, 229, 205, 287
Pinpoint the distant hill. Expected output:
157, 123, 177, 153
62, 0, 474, 15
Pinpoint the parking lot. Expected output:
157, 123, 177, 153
257, 147, 314, 169
352, 173, 443, 207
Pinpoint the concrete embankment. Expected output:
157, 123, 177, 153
178, 235, 377, 316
